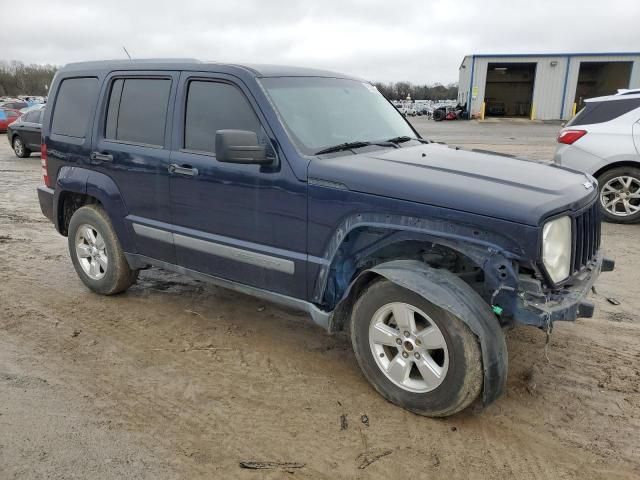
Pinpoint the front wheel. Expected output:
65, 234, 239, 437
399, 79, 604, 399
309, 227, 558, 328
68, 205, 138, 295
350, 279, 482, 417
597, 166, 640, 223
12, 136, 31, 158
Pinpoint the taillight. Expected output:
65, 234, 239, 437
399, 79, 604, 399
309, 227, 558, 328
558, 129, 587, 145
41, 143, 50, 187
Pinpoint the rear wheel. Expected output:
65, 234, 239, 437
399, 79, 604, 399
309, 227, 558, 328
12, 136, 30, 158
597, 166, 640, 223
350, 279, 482, 417
68, 205, 138, 294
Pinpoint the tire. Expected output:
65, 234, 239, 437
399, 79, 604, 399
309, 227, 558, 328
12, 136, 31, 158
68, 204, 138, 295
433, 109, 445, 122
597, 166, 640, 224
350, 278, 482, 417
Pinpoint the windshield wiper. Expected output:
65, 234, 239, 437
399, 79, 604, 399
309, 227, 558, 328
315, 141, 371, 155
385, 136, 413, 144
385, 136, 430, 144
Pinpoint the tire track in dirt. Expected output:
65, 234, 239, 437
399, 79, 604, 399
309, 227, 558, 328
2, 134, 640, 479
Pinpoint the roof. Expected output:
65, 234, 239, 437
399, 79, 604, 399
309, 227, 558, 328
459, 52, 640, 69
463, 52, 640, 59
59, 59, 357, 79
586, 91, 640, 103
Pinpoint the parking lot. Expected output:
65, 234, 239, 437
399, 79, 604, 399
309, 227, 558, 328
1, 120, 639, 479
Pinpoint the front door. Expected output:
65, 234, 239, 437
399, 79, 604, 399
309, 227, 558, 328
168, 73, 307, 298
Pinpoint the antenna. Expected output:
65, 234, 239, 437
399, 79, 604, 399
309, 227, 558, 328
122, 46, 132, 60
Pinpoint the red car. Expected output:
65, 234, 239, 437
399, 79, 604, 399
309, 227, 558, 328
0, 108, 21, 132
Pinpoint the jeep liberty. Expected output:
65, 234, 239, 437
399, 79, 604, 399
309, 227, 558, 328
37, 60, 614, 416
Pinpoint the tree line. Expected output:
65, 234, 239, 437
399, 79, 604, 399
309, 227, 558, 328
0, 61, 58, 97
0, 60, 458, 102
373, 81, 458, 101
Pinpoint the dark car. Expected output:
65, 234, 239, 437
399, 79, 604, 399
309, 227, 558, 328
486, 101, 506, 116
7, 108, 43, 157
37, 60, 613, 417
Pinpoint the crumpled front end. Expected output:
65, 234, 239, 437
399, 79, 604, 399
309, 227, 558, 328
492, 197, 614, 329
507, 253, 614, 328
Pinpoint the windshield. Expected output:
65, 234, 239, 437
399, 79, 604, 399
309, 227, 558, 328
260, 77, 416, 155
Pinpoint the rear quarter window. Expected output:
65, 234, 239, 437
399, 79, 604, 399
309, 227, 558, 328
51, 77, 99, 138
25, 110, 39, 122
568, 98, 640, 126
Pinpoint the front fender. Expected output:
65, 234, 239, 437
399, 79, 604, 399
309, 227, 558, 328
359, 259, 508, 407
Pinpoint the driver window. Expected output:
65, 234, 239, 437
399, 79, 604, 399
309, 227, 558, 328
184, 80, 270, 156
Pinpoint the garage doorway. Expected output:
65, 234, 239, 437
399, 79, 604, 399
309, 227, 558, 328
484, 63, 536, 117
574, 61, 632, 109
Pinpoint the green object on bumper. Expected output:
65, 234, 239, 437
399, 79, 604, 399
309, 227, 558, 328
492, 305, 503, 316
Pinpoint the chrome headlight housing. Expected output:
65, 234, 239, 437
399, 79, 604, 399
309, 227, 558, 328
542, 216, 572, 284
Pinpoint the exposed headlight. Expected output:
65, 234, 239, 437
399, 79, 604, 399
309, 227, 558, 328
542, 216, 572, 284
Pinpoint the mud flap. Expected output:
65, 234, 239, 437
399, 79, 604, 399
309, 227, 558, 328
368, 259, 508, 407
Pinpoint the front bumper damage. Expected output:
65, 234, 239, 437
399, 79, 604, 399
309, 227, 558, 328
507, 253, 615, 327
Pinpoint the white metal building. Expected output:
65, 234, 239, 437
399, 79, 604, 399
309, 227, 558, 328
458, 52, 640, 120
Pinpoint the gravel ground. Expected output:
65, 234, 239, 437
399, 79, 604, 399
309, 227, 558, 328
0, 120, 639, 479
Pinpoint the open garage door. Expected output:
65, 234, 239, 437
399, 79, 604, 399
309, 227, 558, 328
484, 63, 536, 117
574, 61, 632, 110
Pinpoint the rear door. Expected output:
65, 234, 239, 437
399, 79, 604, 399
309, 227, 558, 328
92, 71, 179, 263
634, 120, 640, 155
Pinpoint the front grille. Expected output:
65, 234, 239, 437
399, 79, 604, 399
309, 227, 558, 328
572, 200, 601, 273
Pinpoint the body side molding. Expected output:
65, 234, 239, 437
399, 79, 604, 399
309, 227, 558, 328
125, 253, 330, 328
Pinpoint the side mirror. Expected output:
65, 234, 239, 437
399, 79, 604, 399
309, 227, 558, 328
215, 129, 270, 164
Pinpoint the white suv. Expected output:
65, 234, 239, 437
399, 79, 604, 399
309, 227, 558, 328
554, 90, 640, 223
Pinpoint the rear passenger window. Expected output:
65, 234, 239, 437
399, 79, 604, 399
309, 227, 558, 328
184, 81, 260, 154
25, 111, 39, 122
51, 77, 98, 138
568, 98, 640, 126
105, 78, 171, 146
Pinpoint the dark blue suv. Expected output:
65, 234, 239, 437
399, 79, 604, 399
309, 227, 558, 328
37, 60, 613, 416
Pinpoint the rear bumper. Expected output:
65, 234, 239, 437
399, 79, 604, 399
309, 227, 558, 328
512, 253, 614, 327
553, 144, 603, 176
37, 186, 55, 224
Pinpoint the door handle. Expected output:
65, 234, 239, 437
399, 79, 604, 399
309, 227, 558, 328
168, 163, 198, 177
90, 152, 113, 163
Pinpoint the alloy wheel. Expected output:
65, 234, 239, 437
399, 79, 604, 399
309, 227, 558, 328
600, 176, 640, 217
13, 138, 24, 156
369, 302, 449, 393
75, 224, 108, 280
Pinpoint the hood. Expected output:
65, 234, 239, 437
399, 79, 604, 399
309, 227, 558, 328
308, 143, 596, 226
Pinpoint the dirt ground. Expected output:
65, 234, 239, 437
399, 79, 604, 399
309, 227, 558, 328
1, 120, 639, 479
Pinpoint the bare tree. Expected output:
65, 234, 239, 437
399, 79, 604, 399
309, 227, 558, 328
0, 61, 58, 97
373, 81, 458, 101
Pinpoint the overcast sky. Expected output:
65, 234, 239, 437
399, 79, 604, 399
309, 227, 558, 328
3, 0, 639, 84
